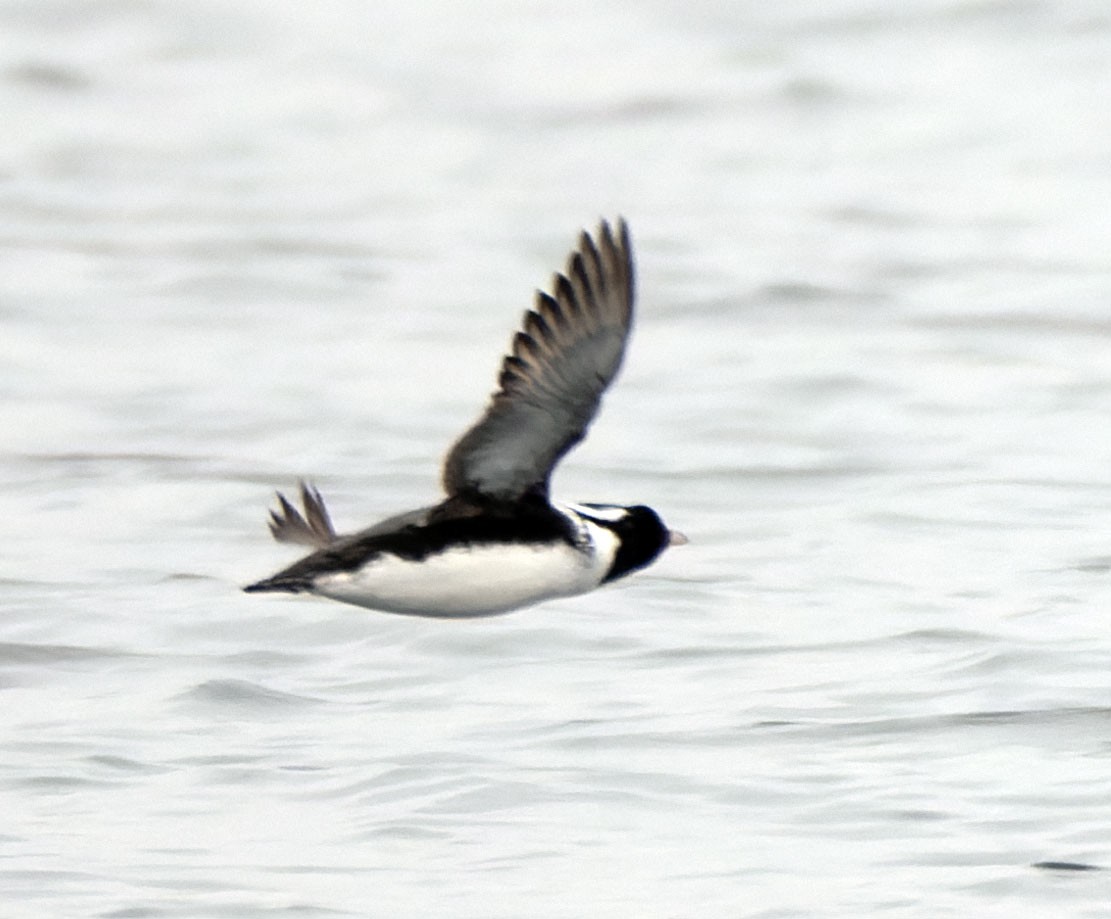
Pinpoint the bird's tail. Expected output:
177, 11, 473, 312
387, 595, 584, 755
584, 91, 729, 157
267, 481, 337, 548
242, 574, 311, 594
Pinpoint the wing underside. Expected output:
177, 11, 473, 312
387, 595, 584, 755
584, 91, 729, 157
441, 218, 635, 504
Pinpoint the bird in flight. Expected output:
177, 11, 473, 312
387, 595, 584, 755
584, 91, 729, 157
245, 219, 684, 616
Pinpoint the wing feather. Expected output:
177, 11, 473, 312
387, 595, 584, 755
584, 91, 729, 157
441, 219, 635, 503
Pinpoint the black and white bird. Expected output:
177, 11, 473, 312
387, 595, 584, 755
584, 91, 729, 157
244, 219, 684, 617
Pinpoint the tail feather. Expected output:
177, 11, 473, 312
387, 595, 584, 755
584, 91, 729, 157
242, 574, 311, 594
267, 481, 338, 548
300, 481, 336, 543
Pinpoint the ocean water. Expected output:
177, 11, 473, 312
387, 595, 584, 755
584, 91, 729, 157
3, 1, 1111, 916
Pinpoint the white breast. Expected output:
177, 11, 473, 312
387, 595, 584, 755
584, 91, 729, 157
311, 512, 619, 618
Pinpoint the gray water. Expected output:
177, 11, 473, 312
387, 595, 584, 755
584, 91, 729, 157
4, 1, 1111, 916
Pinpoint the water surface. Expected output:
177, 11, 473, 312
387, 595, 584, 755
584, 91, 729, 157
3, 1, 1111, 916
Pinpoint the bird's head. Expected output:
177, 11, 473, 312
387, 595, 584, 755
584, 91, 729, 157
575, 503, 686, 583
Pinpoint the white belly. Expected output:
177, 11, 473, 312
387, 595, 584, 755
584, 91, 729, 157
311, 537, 611, 617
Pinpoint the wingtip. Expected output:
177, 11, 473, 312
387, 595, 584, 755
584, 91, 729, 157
615, 216, 631, 256
593, 216, 630, 248
585, 217, 634, 313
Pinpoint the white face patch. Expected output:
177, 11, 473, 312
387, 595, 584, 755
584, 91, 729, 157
565, 503, 629, 524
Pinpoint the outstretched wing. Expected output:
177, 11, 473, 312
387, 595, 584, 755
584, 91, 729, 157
441, 218, 635, 504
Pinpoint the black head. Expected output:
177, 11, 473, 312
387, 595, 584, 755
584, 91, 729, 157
578, 504, 677, 584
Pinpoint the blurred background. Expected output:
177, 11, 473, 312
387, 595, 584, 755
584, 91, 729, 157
3, 1, 1111, 916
